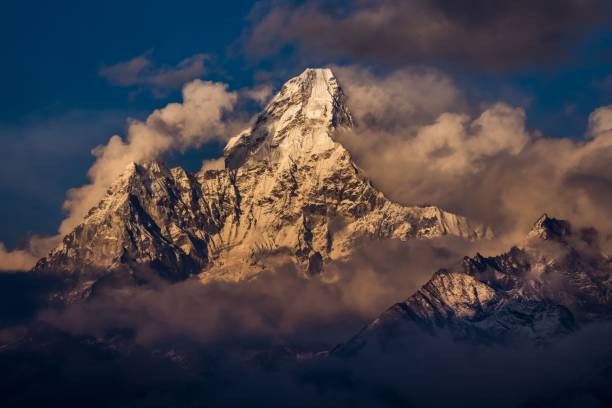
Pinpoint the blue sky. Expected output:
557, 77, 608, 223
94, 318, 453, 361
1, 0, 611, 247
1, 0, 257, 246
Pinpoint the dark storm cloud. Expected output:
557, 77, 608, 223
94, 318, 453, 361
245, 0, 611, 70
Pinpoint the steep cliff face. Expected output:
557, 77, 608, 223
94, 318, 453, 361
34, 162, 210, 280
33, 68, 489, 288
335, 215, 612, 354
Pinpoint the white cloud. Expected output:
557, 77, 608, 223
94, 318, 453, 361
200, 157, 226, 172
339, 99, 612, 247
333, 65, 464, 131
0, 236, 60, 271
588, 105, 612, 138
242, 84, 274, 104
404, 103, 529, 174
0, 243, 37, 271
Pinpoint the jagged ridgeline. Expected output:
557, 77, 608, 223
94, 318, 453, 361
334, 215, 612, 353
33, 68, 490, 291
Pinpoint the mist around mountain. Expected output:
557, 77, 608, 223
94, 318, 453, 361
1, 69, 611, 407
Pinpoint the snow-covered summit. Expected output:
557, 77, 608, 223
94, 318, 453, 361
224, 68, 353, 169
527, 214, 572, 241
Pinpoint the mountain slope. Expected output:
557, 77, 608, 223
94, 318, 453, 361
33, 68, 489, 288
334, 215, 612, 355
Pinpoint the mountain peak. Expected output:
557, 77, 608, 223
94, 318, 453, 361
224, 67, 353, 169
297, 67, 335, 82
284, 67, 339, 102
335, 215, 612, 355
35, 69, 489, 290
528, 214, 572, 241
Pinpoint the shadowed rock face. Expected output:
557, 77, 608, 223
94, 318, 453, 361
334, 215, 612, 354
33, 68, 489, 294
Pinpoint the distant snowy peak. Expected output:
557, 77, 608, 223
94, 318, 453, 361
527, 213, 572, 242
335, 215, 612, 354
224, 68, 353, 169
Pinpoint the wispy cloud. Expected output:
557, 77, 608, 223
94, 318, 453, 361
99, 52, 208, 97
0, 236, 60, 272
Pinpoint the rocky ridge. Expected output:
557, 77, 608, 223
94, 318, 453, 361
33, 68, 489, 289
334, 215, 612, 354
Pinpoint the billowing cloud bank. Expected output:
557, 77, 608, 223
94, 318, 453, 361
334, 67, 612, 250
41, 237, 475, 346
17, 239, 612, 407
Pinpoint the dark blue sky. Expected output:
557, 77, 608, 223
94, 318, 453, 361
1, 0, 258, 246
1, 0, 611, 247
